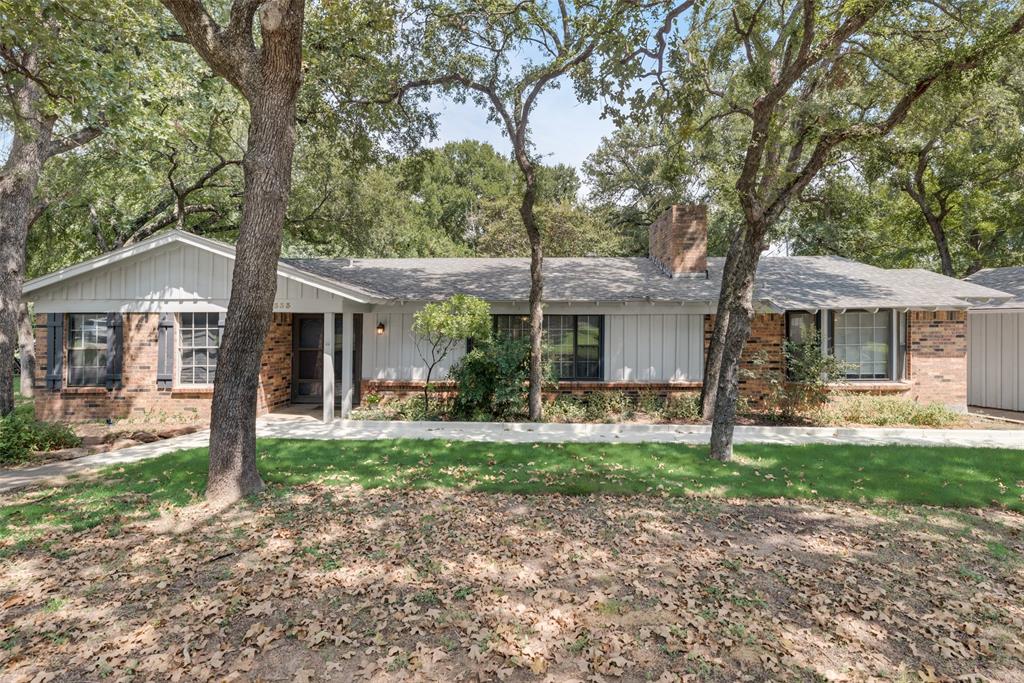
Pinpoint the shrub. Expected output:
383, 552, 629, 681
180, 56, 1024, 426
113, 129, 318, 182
748, 334, 850, 420
450, 336, 532, 421
544, 395, 587, 423
583, 392, 634, 422
663, 394, 701, 422
635, 390, 665, 418
0, 414, 81, 464
813, 395, 961, 427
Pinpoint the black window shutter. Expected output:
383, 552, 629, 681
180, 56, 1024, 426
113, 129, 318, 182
157, 312, 175, 388
105, 313, 124, 390
45, 313, 63, 391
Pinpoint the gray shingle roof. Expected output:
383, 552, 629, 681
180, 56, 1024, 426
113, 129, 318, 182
964, 267, 1024, 309
284, 255, 1011, 310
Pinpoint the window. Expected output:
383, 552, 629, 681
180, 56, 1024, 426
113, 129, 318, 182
67, 314, 108, 386
492, 314, 603, 381
178, 313, 221, 385
785, 311, 819, 345
830, 310, 891, 380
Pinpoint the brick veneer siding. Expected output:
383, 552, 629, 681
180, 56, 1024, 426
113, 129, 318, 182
648, 205, 708, 276
904, 310, 967, 409
702, 313, 786, 407
34, 313, 293, 423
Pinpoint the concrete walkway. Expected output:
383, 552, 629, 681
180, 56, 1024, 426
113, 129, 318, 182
2, 416, 1021, 495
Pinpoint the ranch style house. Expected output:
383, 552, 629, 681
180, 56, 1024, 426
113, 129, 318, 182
21, 205, 1015, 423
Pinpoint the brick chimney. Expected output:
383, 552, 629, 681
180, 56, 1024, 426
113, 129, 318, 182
648, 204, 708, 277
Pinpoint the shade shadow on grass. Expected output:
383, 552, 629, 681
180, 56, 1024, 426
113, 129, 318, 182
2, 438, 1022, 543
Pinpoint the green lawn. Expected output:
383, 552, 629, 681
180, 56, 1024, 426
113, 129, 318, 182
2, 438, 1023, 543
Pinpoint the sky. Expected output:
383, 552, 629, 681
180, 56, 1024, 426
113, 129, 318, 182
425, 85, 616, 171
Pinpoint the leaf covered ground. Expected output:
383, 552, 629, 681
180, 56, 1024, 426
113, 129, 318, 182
2, 478, 1024, 682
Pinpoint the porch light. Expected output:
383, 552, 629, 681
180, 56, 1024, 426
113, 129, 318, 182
376, 322, 385, 335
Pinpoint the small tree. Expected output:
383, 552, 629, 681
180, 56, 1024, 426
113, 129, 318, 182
411, 294, 491, 415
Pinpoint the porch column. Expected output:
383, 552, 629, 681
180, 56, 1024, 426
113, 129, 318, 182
340, 310, 354, 417
323, 312, 335, 423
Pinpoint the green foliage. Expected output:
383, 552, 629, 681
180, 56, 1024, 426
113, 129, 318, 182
782, 335, 852, 415
582, 392, 635, 422
449, 336, 532, 421
813, 396, 961, 428
412, 295, 492, 347
412, 294, 491, 415
663, 394, 702, 422
0, 414, 80, 464
544, 396, 588, 423
750, 335, 850, 421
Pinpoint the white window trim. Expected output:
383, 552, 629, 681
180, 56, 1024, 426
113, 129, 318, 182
175, 313, 221, 388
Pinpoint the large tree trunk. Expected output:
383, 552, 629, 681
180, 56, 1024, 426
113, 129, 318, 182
708, 230, 764, 461
0, 66, 51, 417
699, 227, 746, 419
205, 93, 299, 503
519, 168, 544, 421
18, 302, 35, 400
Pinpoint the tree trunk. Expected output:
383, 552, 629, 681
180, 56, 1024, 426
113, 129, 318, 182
519, 168, 544, 421
923, 212, 955, 278
18, 302, 35, 400
699, 227, 745, 419
205, 93, 298, 503
0, 67, 51, 417
708, 230, 763, 461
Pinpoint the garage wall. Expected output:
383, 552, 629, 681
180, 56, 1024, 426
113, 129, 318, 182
968, 310, 1024, 412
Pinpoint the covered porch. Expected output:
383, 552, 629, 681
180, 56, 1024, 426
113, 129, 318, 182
273, 308, 368, 422
286, 310, 364, 422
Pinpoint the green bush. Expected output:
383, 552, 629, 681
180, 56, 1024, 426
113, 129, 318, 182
663, 394, 701, 422
544, 395, 587, 423
0, 414, 81, 464
583, 392, 635, 422
813, 395, 961, 427
450, 336, 532, 421
635, 390, 665, 418
748, 334, 851, 421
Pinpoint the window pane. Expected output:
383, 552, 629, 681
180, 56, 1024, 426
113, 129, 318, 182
178, 313, 221, 385
67, 314, 108, 386
833, 310, 890, 380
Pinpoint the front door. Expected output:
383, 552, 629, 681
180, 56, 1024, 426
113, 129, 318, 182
293, 314, 363, 406
292, 314, 323, 403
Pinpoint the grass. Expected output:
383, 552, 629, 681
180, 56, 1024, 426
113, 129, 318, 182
2, 438, 1023, 543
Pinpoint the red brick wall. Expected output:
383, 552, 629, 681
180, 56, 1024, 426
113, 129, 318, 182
702, 313, 786, 407
34, 313, 293, 423
648, 205, 708, 276
905, 310, 967, 409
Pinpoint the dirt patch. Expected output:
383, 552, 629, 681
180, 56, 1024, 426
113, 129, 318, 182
2, 489, 1022, 681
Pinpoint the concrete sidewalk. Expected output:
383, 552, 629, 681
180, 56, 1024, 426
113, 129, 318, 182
2, 416, 1021, 495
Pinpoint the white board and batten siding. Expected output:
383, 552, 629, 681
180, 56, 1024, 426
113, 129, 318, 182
362, 309, 704, 383
361, 310, 468, 381
605, 313, 704, 382
30, 241, 350, 313
968, 310, 1024, 412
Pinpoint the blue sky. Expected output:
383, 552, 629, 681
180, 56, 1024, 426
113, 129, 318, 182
426, 86, 615, 170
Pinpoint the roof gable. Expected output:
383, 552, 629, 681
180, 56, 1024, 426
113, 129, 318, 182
24, 230, 385, 307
